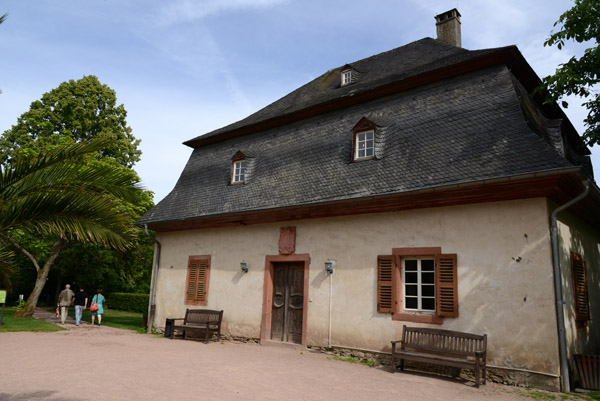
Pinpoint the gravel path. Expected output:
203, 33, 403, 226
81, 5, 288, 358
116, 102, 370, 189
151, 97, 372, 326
0, 309, 548, 401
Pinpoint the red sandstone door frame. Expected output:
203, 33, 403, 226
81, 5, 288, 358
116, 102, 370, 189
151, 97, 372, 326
261, 254, 310, 346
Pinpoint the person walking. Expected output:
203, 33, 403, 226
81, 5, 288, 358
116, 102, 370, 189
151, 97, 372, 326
74, 287, 88, 326
90, 289, 105, 326
57, 284, 75, 324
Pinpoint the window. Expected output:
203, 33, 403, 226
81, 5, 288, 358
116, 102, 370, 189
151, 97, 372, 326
377, 248, 458, 324
570, 252, 589, 328
403, 258, 435, 312
341, 70, 353, 86
185, 255, 211, 306
354, 130, 374, 160
232, 160, 247, 184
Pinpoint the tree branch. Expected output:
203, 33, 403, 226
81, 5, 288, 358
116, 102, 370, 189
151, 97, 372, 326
0, 232, 41, 272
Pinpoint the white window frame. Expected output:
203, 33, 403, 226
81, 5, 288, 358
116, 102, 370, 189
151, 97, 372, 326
341, 70, 353, 86
402, 257, 436, 313
232, 160, 246, 184
354, 130, 375, 160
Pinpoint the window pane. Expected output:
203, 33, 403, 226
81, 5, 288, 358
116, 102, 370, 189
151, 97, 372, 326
366, 132, 374, 140
422, 285, 435, 297
358, 150, 365, 158
422, 259, 434, 271
405, 272, 418, 283
421, 272, 434, 284
422, 298, 435, 310
365, 148, 374, 157
405, 260, 417, 271
405, 285, 418, 296
405, 297, 418, 309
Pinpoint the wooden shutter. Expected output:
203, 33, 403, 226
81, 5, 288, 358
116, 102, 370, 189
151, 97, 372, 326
187, 258, 209, 302
571, 252, 589, 323
377, 255, 394, 313
435, 253, 458, 317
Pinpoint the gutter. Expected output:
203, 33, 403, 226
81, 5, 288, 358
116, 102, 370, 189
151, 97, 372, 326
144, 224, 161, 334
550, 184, 590, 393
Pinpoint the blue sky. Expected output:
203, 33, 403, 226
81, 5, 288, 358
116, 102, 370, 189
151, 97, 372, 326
0, 0, 596, 202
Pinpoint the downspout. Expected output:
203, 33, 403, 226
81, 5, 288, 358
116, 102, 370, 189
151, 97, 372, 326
144, 224, 161, 334
550, 184, 589, 393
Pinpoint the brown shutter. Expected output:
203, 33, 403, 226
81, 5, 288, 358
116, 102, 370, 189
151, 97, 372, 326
435, 253, 458, 317
571, 253, 589, 323
187, 258, 208, 302
377, 255, 394, 313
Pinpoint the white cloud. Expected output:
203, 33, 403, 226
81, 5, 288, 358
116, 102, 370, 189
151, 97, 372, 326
159, 0, 288, 25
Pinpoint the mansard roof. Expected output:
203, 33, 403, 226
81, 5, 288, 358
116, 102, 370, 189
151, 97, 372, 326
139, 38, 595, 230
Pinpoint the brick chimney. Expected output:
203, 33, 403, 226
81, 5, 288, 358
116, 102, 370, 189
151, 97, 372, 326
435, 9, 461, 47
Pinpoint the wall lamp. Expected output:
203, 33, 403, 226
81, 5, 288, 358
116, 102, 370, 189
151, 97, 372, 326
325, 259, 336, 275
240, 261, 249, 273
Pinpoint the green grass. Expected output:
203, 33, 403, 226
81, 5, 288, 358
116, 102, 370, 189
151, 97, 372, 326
331, 355, 379, 368
67, 308, 147, 333
0, 308, 65, 333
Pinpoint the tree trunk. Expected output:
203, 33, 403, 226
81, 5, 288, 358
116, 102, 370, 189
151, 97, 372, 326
14, 238, 67, 318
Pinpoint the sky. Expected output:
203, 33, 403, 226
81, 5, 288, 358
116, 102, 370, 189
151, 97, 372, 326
0, 0, 596, 203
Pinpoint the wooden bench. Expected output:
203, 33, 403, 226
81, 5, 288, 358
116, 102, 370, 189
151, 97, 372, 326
391, 325, 487, 387
170, 309, 223, 343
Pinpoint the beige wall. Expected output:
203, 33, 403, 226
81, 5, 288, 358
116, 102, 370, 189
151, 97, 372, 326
556, 206, 600, 359
153, 197, 560, 376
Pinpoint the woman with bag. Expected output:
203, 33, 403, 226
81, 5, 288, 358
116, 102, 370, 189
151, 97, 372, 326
90, 289, 105, 326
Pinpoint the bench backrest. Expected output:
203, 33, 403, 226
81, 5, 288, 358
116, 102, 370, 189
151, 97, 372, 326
401, 325, 486, 357
184, 309, 223, 325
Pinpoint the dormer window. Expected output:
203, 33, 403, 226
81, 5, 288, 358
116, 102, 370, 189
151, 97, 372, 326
355, 130, 374, 159
341, 65, 358, 87
230, 150, 248, 184
232, 160, 246, 183
352, 117, 378, 161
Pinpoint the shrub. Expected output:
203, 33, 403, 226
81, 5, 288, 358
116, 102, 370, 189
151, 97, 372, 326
106, 293, 149, 313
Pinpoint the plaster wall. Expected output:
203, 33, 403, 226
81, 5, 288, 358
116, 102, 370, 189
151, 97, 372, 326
555, 206, 600, 359
153, 197, 559, 376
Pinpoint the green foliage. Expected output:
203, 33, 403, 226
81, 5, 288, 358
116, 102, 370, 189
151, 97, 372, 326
0, 307, 64, 332
0, 75, 155, 316
537, 0, 600, 146
105, 292, 149, 313
0, 75, 141, 167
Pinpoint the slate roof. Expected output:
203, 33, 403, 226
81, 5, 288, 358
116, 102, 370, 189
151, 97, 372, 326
184, 38, 505, 146
139, 40, 580, 226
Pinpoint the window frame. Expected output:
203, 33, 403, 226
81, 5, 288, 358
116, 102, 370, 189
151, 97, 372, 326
353, 130, 375, 161
376, 247, 458, 325
402, 257, 436, 313
341, 69, 353, 86
231, 159, 247, 184
184, 255, 211, 306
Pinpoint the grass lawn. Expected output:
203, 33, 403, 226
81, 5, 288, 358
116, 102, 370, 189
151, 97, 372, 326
68, 308, 147, 333
0, 306, 146, 333
0, 307, 64, 333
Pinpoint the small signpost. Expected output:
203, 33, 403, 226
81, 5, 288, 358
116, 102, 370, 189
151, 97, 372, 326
0, 290, 6, 327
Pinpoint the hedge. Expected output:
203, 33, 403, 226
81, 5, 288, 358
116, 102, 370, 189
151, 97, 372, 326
106, 293, 149, 314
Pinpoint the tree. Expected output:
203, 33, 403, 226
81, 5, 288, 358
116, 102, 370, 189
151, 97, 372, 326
0, 76, 153, 316
0, 75, 141, 167
0, 140, 142, 316
538, 0, 600, 146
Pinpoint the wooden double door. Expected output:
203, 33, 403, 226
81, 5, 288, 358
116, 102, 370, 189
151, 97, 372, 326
270, 262, 304, 344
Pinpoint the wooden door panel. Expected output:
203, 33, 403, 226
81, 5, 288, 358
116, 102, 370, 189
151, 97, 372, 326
270, 262, 304, 344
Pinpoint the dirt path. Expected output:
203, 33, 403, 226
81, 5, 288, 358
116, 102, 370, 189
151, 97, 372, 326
0, 309, 547, 401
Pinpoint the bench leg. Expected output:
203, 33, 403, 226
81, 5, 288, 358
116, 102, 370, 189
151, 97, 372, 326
170, 327, 175, 340
475, 357, 480, 388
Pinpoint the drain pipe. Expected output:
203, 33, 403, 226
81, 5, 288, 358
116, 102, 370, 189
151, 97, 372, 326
550, 184, 589, 393
144, 224, 161, 334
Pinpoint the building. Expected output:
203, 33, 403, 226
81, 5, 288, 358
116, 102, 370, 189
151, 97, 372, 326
139, 9, 599, 391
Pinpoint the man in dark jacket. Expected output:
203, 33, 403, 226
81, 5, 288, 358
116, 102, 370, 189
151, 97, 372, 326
74, 287, 88, 326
